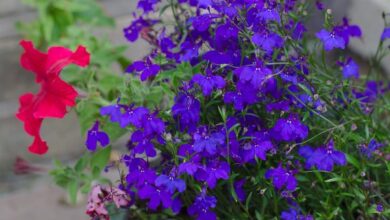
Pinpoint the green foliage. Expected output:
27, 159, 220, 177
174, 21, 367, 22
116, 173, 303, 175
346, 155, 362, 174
17, 0, 114, 48
16, 0, 132, 204
50, 146, 112, 204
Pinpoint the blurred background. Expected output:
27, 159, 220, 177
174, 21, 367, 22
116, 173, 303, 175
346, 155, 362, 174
0, 0, 389, 219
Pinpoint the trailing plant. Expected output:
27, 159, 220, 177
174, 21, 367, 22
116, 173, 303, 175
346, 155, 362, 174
15, 0, 390, 219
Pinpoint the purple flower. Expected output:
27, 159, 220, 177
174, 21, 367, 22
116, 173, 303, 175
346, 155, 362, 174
203, 50, 235, 65
138, 183, 173, 210
316, 29, 345, 51
381, 27, 390, 40
172, 93, 201, 132
123, 17, 149, 42
224, 85, 259, 110
242, 132, 274, 162
353, 81, 389, 113
158, 33, 176, 58
85, 121, 110, 151
266, 100, 290, 112
155, 174, 186, 193
100, 101, 122, 123
271, 114, 309, 142
360, 139, 384, 158
192, 71, 226, 96
131, 130, 156, 157
234, 179, 246, 202
179, 41, 200, 62
281, 208, 313, 220
125, 157, 157, 187
339, 58, 359, 79
265, 164, 297, 191
377, 203, 384, 212
234, 62, 272, 89
142, 112, 165, 136
316, 1, 324, 10
195, 160, 230, 188
215, 22, 239, 41
193, 128, 225, 155
281, 208, 299, 220
120, 106, 149, 128
299, 139, 347, 171
188, 190, 217, 220
290, 21, 307, 40
126, 57, 160, 81
257, 7, 281, 23
252, 31, 284, 53
178, 160, 200, 176
334, 18, 362, 45
192, 14, 219, 32
137, 0, 160, 13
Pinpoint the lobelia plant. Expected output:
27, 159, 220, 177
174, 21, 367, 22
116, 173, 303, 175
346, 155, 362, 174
16, 0, 390, 219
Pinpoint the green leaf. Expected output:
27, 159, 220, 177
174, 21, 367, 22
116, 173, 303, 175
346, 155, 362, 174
67, 179, 79, 204
97, 74, 124, 95
245, 192, 253, 210
90, 146, 112, 172
74, 154, 88, 173
346, 154, 360, 169
325, 177, 344, 183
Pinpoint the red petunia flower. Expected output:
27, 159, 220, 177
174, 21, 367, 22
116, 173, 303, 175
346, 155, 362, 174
16, 40, 90, 155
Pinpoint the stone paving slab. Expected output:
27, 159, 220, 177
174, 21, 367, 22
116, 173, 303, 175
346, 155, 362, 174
0, 175, 88, 220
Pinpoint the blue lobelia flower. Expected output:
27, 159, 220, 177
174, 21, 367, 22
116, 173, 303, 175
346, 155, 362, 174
299, 139, 347, 171
126, 57, 160, 81
141, 112, 165, 137
191, 14, 220, 32
85, 121, 110, 151
123, 17, 150, 42
125, 157, 157, 187
224, 85, 259, 111
137, 0, 160, 13
271, 114, 309, 142
316, 29, 345, 51
252, 31, 284, 54
100, 99, 123, 124
193, 127, 225, 155
333, 17, 362, 45
265, 164, 297, 191
120, 106, 149, 128
360, 139, 384, 158
203, 50, 236, 65
381, 27, 390, 40
192, 70, 226, 96
179, 40, 200, 62
196, 160, 230, 189
172, 92, 201, 133
233, 179, 246, 202
234, 61, 273, 90
257, 7, 281, 23
281, 208, 314, 220
131, 130, 157, 157
242, 131, 274, 162
215, 22, 239, 41
188, 189, 217, 220
339, 57, 359, 79
138, 183, 173, 210
155, 173, 186, 193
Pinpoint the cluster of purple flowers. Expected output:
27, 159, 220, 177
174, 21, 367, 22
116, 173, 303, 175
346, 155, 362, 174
83, 0, 390, 219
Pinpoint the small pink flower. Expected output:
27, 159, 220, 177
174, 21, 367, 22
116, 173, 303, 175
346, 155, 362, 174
86, 185, 131, 220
